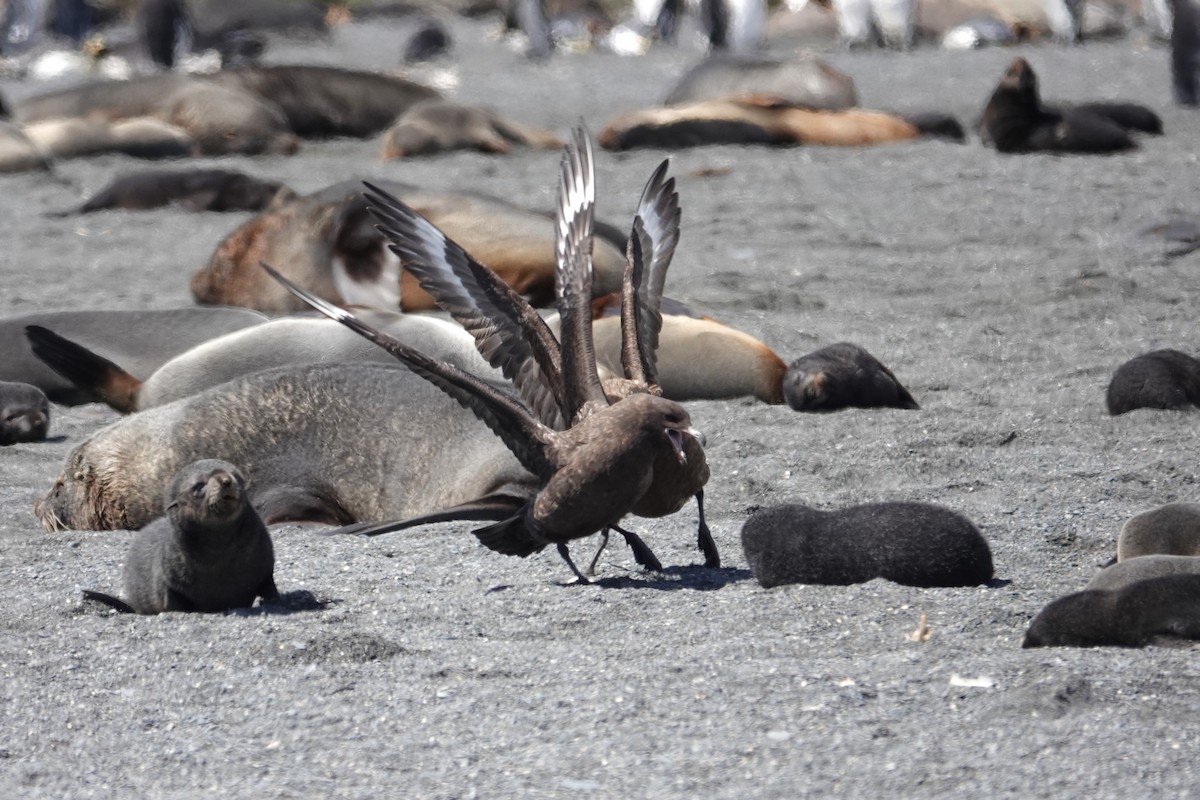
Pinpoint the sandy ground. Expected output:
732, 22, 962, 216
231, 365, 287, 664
1, 12, 1199, 799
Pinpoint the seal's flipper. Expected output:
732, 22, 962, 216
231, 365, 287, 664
252, 486, 356, 527
25, 325, 142, 413
81, 589, 136, 614
322, 492, 531, 537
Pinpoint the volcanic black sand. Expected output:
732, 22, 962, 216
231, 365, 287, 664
0, 14, 1198, 798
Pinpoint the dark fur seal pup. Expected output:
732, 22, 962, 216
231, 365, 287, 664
783, 342, 918, 412
380, 99, 562, 160
1086, 555, 1200, 592
663, 55, 858, 110
403, 18, 453, 62
261, 128, 715, 578
85, 460, 277, 615
1022, 575, 1200, 648
1106, 349, 1200, 415
192, 179, 628, 313
1117, 502, 1200, 561
980, 58, 1158, 154
51, 169, 294, 215
599, 96, 963, 150
741, 502, 994, 588
0, 307, 267, 405
0, 381, 50, 445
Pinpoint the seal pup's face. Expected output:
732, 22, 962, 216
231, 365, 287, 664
166, 459, 249, 531
0, 383, 50, 445
1002, 57, 1038, 102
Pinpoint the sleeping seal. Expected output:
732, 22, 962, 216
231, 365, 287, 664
741, 502, 993, 588
0, 381, 50, 445
1106, 349, 1200, 415
26, 311, 494, 413
0, 307, 268, 405
783, 342, 918, 412
191, 179, 629, 313
1116, 502, 1200, 561
1085, 555, 1200, 592
379, 99, 562, 159
1023, 575, 1200, 648
35, 362, 535, 532
85, 460, 277, 615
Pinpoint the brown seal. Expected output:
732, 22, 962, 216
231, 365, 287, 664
1117, 503, 1200, 561
599, 95, 963, 150
380, 99, 562, 160
190, 179, 629, 313
88, 460, 277, 615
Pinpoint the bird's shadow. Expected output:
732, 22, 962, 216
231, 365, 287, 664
589, 565, 753, 591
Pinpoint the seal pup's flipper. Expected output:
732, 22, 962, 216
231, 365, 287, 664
25, 325, 142, 413
363, 180, 567, 428
81, 589, 136, 614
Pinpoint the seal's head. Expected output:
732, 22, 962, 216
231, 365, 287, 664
0, 381, 49, 446
166, 459, 249, 534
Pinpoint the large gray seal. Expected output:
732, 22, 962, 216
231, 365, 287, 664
97, 459, 278, 615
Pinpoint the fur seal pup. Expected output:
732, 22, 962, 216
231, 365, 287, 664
664, 54, 858, 110
783, 342, 918, 412
0, 381, 50, 445
85, 460, 277, 615
1085, 555, 1200, 592
380, 99, 563, 160
51, 169, 294, 215
261, 128, 715, 578
598, 96, 964, 151
1, 308, 267, 405
35, 363, 536, 532
1022, 575, 1200, 648
26, 311, 494, 413
1116, 502, 1200, 561
1106, 349, 1200, 415
741, 502, 994, 588
192, 179, 628, 313
980, 58, 1159, 154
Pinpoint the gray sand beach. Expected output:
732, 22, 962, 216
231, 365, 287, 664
1, 12, 1198, 798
